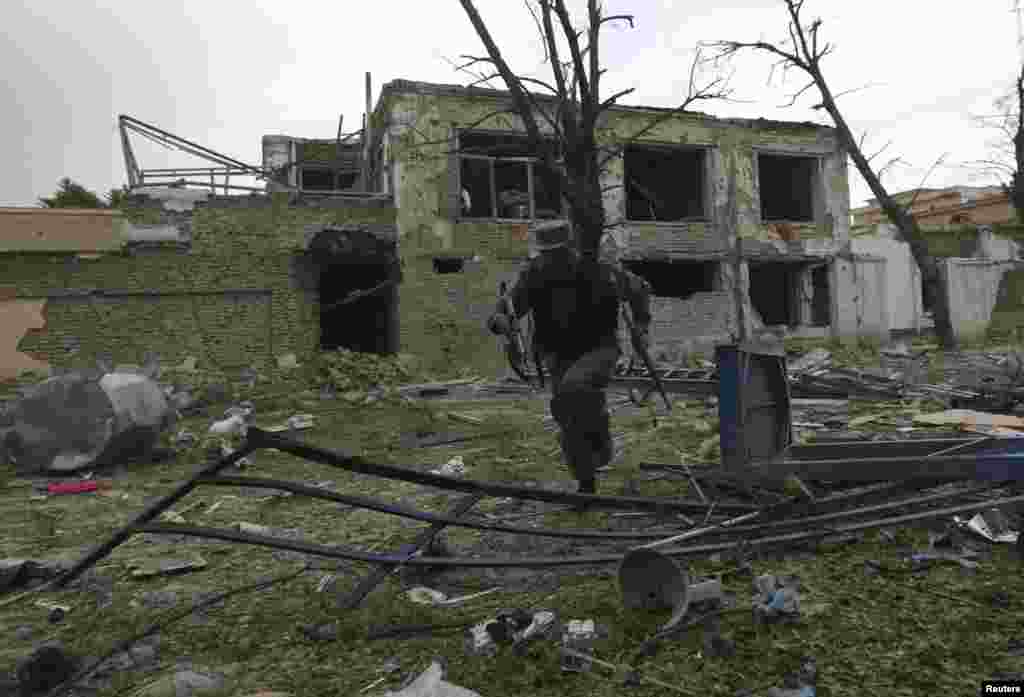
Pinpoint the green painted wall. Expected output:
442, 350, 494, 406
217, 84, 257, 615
4, 198, 395, 377
382, 88, 847, 251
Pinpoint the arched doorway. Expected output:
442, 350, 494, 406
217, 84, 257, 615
307, 226, 401, 355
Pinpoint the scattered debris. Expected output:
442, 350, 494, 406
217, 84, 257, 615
752, 574, 801, 625
15, 642, 78, 696
377, 659, 482, 697
300, 622, 339, 642
276, 353, 300, 370
464, 619, 499, 657
0, 558, 67, 593
429, 456, 467, 477
129, 557, 208, 580
561, 619, 607, 672
35, 599, 72, 623
263, 413, 316, 433
47, 479, 113, 495
955, 508, 1020, 544
405, 586, 500, 607
208, 411, 250, 438
1, 370, 176, 474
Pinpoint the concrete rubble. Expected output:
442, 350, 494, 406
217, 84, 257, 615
1, 368, 177, 474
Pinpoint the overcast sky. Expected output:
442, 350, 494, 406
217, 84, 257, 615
2, 0, 1018, 208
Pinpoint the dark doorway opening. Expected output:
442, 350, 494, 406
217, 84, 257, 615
311, 228, 400, 355
810, 264, 832, 327
622, 259, 717, 298
749, 261, 801, 326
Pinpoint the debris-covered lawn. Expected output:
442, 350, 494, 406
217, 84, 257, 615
3, 343, 1024, 696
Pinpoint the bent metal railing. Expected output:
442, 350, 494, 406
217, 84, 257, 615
50, 427, 1024, 607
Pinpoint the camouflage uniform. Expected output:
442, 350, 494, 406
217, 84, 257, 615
487, 223, 651, 495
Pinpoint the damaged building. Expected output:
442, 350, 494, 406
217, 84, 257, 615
263, 79, 865, 366
2, 77, 878, 383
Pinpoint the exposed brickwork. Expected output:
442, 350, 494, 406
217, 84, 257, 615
619, 292, 736, 364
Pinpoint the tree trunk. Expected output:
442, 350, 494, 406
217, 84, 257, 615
566, 133, 606, 257
812, 67, 957, 349
1013, 67, 1024, 223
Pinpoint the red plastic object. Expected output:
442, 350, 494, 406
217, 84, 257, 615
47, 480, 112, 495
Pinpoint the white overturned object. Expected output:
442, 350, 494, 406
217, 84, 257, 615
208, 414, 248, 438
378, 660, 481, 697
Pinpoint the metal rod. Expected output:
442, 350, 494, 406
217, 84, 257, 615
132, 492, 1024, 568
54, 444, 257, 588
636, 510, 763, 550
199, 474, 698, 540
119, 115, 263, 173
245, 428, 755, 513
339, 493, 483, 610
750, 452, 1024, 483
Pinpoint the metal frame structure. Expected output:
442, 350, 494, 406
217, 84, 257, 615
118, 115, 269, 194
50, 426, 1024, 605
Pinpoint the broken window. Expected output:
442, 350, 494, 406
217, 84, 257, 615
300, 168, 358, 191
625, 146, 707, 222
749, 261, 802, 326
758, 154, 818, 222
810, 264, 831, 327
458, 131, 563, 220
621, 259, 717, 298
301, 168, 335, 191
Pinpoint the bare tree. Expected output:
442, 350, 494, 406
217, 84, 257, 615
456, 0, 731, 257
968, 65, 1024, 222
704, 0, 957, 349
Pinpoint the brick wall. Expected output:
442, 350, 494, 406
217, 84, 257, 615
619, 292, 735, 364
1, 195, 394, 378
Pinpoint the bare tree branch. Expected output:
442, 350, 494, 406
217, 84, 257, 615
458, 0, 543, 144
865, 139, 893, 165
704, 0, 957, 348
599, 49, 732, 170
552, 0, 591, 108
523, 0, 549, 64
599, 87, 636, 112
598, 14, 635, 28
904, 153, 949, 211
780, 80, 817, 108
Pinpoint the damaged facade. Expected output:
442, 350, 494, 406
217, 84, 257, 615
2, 78, 875, 383
264, 79, 862, 365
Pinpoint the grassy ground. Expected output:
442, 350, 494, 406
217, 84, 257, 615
2, 348, 1024, 696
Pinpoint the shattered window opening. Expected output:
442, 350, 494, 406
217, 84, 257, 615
457, 131, 563, 220
810, 264, 832, 327
621, 259, 717, 299
301, 168, 335, 191
749, 261, 804, 327
758, 153, 818, 223
625, 146, 707, 222
300, 167, 358, 191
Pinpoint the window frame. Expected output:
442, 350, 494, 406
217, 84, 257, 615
455, 129, 566, 222
753, 149, 824, 225
622, 143, 712, 224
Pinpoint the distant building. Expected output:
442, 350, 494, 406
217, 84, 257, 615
850, 186, 1015, 227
